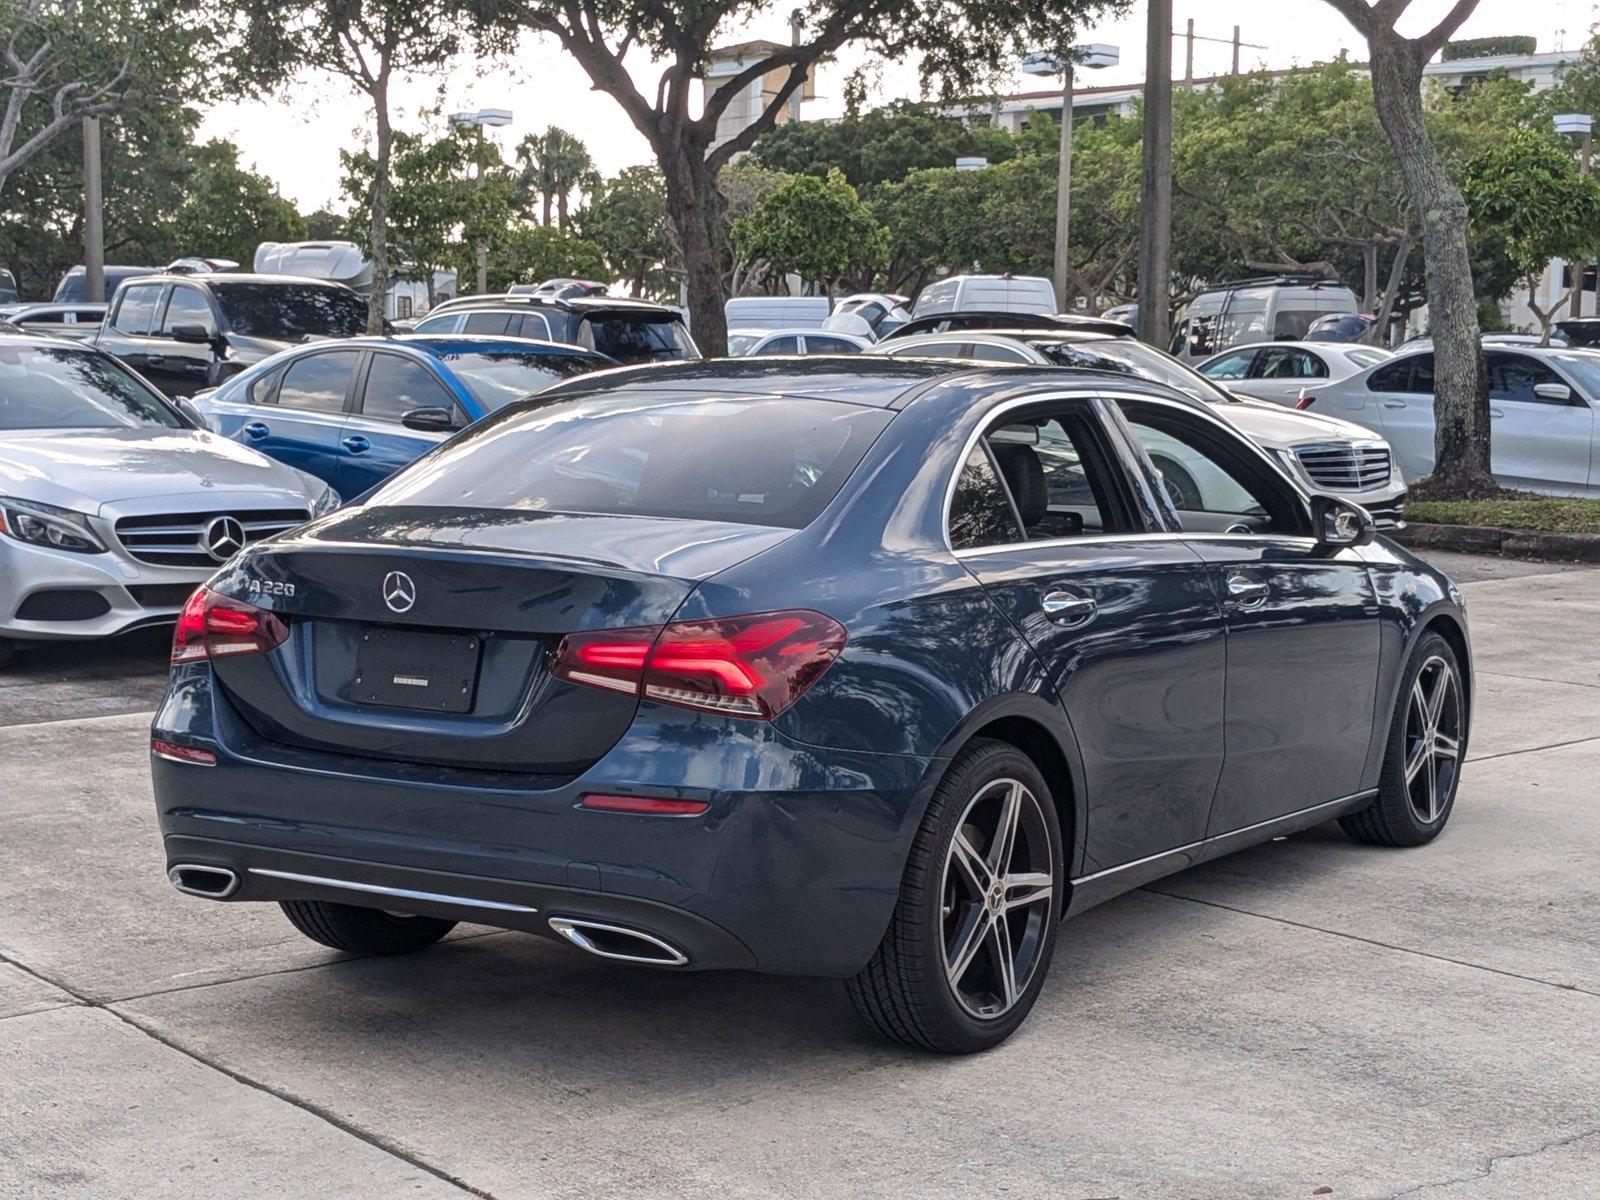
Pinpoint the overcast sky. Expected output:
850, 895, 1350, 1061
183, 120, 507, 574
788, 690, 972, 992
196, 0, 1599, 214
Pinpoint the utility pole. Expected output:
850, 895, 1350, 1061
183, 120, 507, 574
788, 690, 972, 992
82, 116, 105, 303
1232, 25, 1242, 74
1557, 112, 1595, 318
1184, 18, 1195, 85
1138, 0, 1173, 347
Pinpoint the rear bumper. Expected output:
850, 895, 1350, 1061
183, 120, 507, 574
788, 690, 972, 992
152, 669, 935, 976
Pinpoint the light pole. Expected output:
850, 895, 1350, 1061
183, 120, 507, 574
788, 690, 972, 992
1556, 112, 1594, 318
451, 107, 513, 294
82, 116, 105, 303
1023, 44, 1119, 313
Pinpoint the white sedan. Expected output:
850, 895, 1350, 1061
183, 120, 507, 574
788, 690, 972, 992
726, 328, 872, 357
1197, 341, 1393, 407
1298, 344, 1600, 496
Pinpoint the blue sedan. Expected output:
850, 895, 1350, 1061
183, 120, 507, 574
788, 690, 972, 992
194, 335, 613, 497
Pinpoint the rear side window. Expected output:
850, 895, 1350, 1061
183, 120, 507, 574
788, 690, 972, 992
580, 315, 697, 363
752, 335, 799, 356
510, 313, 553, 339
413, 314, 458, 334
372, 394, 890, 529
212, 283, 366, 339
948, 446, 1024, 549
1254, 347, 1326, 379
968, 342, 1031, 363
463, 311, 512, 334
276, 351, 359, 413
160, 286, 214, 336
1367, 359, 1414, 393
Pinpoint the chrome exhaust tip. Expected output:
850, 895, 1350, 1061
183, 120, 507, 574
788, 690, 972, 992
168, 864, 240, 899
547, 916, 689, 966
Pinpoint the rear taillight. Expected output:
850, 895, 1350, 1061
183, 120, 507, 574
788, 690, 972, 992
1295, 393, 1318, 410
551, 609, 846, 720
171, 587, 289, 665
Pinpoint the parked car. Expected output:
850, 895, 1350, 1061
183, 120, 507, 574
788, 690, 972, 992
1299, 345, 1600, 495
1305, 312, 1379, 343
0, 302, 108, 342
878, 311, 1132, 344
1197, 340, 1393, 406
725, 295, 831, 330
0, 335, 338, 668
1099, 302, 1138, 328
194, 334, 613, 495
412, 295, 698, 365
726, 328, 872, 357
53, 264, 160, 303
507, 278, 607, 300
913, 273, 1056, 318
0, 269, 18, 304
823, 293, 912, 340
0, 318, 22, 335
1556, 317, 1600, 348
93, 273, 368, 398
1171, 277, 1359, 363
151, 356, 1471, 1053
872, 330, 1408, 525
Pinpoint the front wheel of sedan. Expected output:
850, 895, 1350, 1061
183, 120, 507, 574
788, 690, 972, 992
1340, 630, 1466, 847
846, 738, 1063, 1054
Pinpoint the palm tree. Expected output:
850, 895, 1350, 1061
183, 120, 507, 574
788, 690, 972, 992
515, 127, 595, 228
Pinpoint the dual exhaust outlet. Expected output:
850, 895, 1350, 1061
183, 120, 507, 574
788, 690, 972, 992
166, 864, 688, 966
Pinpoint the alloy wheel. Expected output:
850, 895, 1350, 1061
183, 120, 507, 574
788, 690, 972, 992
939, 778, 1055, 1019
1404, 655, 1462, 824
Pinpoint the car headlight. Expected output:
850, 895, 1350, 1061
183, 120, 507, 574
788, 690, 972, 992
0, 497, 106, 554
310, 484, 342, 517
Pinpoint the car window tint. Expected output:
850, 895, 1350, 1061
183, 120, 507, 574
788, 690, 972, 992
1255, 347, 1326, 379
1345, 348, 1388, 368
275, 351, 359, 413
1367, 358, 1413, 392
986, 412, 1117, 538
896, 340, 967, 359
1408, 354, 1435, 395
247, 365, 284, 405
1488, 352, 1565, 403
160, 286, 214, 335
580, 315, 697, 363
430, 350, 597, 412
967, 342, 1031, 363
1202, 350, 1255, 380
752, 335, 799, 355
463, 311, 513, 335
0, 344, 183, 429
373, 394, 888, 529
1271, 309, 1319, 340
805, 336, 861, 354
511, 313, 552, 339
212, 283, 367, 339
111, 284, 163, 335
361, 354, 456, 421
413, 315, 457, 334
948, 446, 1024, 549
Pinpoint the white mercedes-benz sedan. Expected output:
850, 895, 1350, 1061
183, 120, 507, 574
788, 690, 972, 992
0, 336, 338, 666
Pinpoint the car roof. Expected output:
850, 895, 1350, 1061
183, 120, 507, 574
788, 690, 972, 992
392, 334, 611, 361
432, 294, 682, 317
1200, 340, 1383, 357
887, 311, 1132, 340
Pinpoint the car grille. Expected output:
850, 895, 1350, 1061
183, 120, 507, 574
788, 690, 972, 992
1292, 442, 1392, 492
114, 508, 309, 567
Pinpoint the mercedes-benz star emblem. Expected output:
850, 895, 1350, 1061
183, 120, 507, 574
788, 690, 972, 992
203, 515, 246, 563
382, 570, 416, 614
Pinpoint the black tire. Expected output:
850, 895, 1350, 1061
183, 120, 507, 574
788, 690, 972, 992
846, 738, 1064, 1054
1341, 630, 1466, 847
279, 899, 456, 956
1151, 455, 1203, 511
0, 639, 12, 671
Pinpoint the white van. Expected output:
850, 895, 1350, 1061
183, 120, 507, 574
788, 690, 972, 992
1170, 278, 1358, 363
912, 274, 1056, 318
724, 296, 831, 331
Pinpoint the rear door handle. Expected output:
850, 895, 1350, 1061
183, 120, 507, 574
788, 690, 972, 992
1226, 574, 1270, 607
1490, 408, 1505, 419
1041, 589, 1096, 625
342, 435, 371, 453
242, 421, 269, 439
146, 355, 166, 367
1381, 399, 1405, 409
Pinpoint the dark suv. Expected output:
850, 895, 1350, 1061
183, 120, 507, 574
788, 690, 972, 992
415, 295, 699, 365
94, 274, 368, 397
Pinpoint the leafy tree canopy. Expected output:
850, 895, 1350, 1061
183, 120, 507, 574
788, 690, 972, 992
731, 167, 887, 292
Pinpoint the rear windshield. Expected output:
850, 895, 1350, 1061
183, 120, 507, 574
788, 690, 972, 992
371, 394, 890, 528
579, 314, 698, 363
0, 345, 184, 430
213, 283, 367, 340
435, 350, 599, 411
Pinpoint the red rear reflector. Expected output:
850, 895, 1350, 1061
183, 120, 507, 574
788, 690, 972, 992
550, 609, 846, 720
151, 738, 217, 766
580, 793, 709, 816
172, 587, 289, 665
1295, 394, 1317, 410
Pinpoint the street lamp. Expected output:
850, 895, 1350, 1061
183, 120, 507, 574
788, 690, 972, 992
1556, 112, 1594, 318
1022, 42, 1119, 312
451, 108, 514, 294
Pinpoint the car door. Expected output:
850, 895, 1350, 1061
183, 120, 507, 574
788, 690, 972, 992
1116, 398, 1381, 835
1248, 345, 1329, 407
240, 348, 361, 487
1483, 351, 1595, 492
337, 350, 464, 496
1359, 354, 1434, 481
950, 395, 1228, 874
95, 282, 167, 378
146, 282, 218, 397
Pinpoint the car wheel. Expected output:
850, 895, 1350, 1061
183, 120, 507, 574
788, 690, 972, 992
279, 899, 456, 956
846, 738, 1063, 1054
1340, 630, 1466, 847
1150, 455, 1203, 511
0, 638, 12, 670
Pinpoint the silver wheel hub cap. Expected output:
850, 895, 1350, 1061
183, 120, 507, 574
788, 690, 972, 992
1404, 655, 1462, 825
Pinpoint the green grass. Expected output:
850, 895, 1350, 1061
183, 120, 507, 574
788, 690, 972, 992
1406, 497, 1600, 535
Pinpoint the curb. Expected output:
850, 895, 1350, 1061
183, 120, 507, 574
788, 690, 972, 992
1391, 522, 1600, 563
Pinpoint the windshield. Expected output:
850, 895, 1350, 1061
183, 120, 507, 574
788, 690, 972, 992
213, 283, 367, 340
0, 345, 184, 430
435, 350, 600, 411
373, 393, 889, 528
1549, 351, 1600, 401
580, 314, 698, 364
1034, 339, 1235, 404
727, 332, 761, 356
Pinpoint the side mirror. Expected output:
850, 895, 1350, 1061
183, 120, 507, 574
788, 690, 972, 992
170, 323, 214, 345
173, 398, 210, 430
1311, 494, 1375, 549
1533, 381, 1573, 403
400, 406, 457, 433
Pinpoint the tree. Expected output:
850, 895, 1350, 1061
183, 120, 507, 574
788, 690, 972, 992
731, 167, 886, 296
1321, 0, 1494, 497
481, 223, 607, 291
579, 165, 677, 297
472, 0, 1127, 354
1463, 127, 1600, 343
514, 126, 596, 227
303, 207, 345, 240
171, 140, 305, 267
238, 1, 468, 332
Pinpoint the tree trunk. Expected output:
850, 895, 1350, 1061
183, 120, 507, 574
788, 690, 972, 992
1367, 37, 1493, 496
542, 193, 553, 227
1136, 0, 1174, 347
1361, 242, 1379, 312
1373, 234, 1413, 346
558, 192, 569, 228
366, 78, 392, 336
660, 146, 729, 356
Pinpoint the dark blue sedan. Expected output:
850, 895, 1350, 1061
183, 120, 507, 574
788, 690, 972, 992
151, 360, 1471, 1053
194, 334, 613, 497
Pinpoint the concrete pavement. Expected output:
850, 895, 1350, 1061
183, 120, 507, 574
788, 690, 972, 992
1, 554, 1597, 1199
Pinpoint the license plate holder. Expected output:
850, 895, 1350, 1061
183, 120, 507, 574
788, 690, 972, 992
352, 626, 482, 713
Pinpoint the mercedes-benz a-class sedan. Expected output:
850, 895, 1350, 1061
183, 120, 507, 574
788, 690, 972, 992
151, 359, 1471, 1053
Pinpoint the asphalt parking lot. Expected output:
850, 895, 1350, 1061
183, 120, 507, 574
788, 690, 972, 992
2, 549, 1597, 1200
